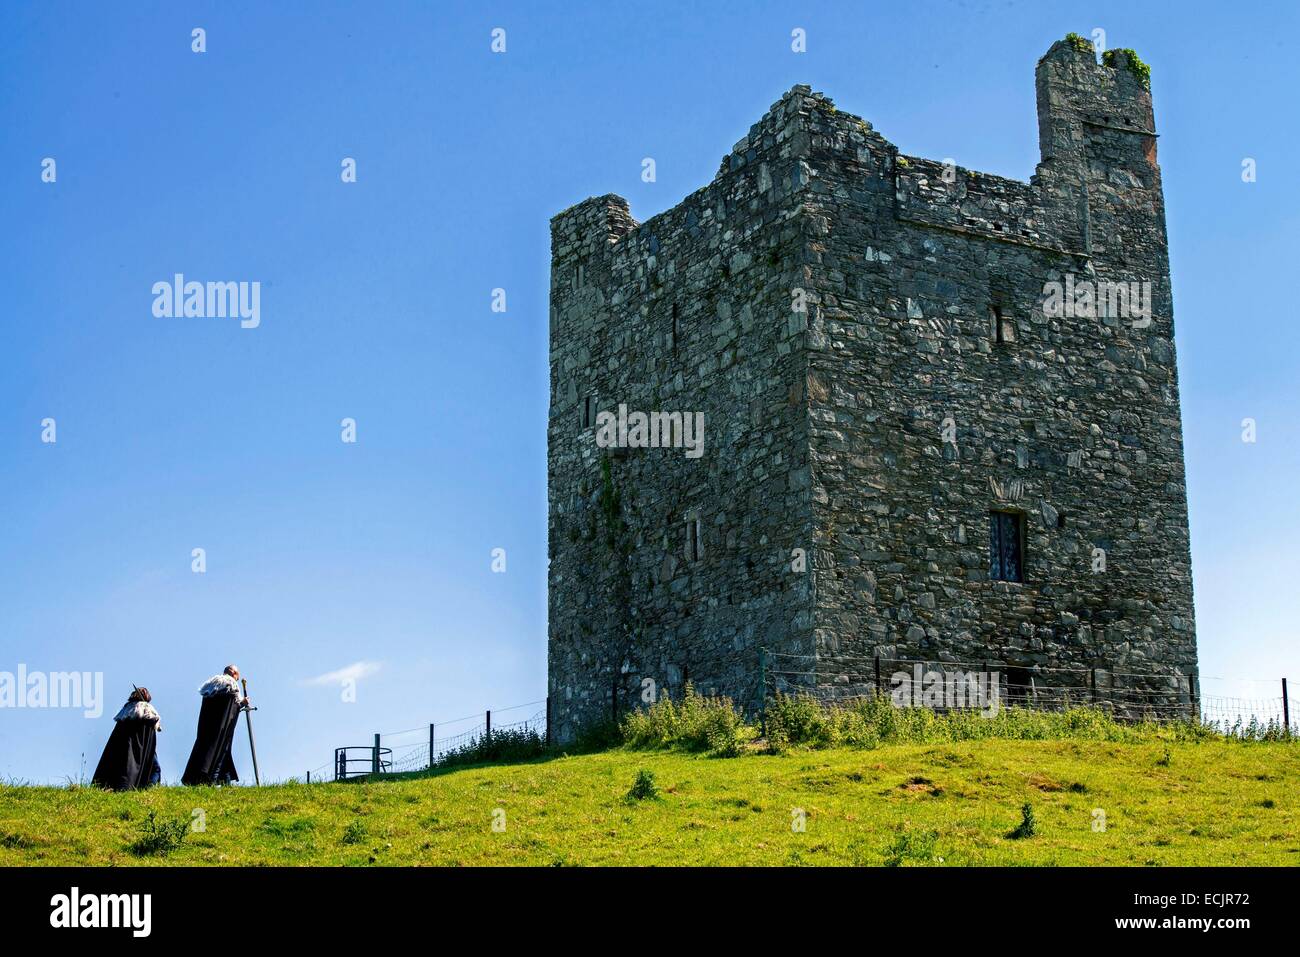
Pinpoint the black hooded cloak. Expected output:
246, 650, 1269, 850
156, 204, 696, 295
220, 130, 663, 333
181, 674, 242, 785
91, 700, 161, 791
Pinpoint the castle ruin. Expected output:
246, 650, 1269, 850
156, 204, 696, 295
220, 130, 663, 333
546, 37, 1198, 741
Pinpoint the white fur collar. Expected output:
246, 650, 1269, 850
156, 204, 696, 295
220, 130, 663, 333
114, 700, 161, 730
200, 673, 240, 696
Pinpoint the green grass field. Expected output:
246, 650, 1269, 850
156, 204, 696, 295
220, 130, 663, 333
2, 737, 1295, 866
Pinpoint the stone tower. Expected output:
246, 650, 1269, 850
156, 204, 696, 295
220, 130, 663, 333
546, 37, 1197, 742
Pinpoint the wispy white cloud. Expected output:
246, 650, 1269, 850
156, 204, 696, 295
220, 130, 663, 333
301, 660, 382, 687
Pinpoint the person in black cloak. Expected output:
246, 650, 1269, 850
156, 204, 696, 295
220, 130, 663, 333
91, 686, 162, 791
181, 664, 249, 786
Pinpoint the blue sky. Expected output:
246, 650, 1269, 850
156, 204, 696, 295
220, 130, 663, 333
2, 1, 1297, 783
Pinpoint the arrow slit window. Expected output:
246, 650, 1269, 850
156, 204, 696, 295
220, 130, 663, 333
989, 510, 1025, 582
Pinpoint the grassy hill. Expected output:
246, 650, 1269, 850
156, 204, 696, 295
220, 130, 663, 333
2, 736, 1296, 866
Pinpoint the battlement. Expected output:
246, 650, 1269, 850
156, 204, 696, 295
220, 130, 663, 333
553, 35, 1161, 285
1036, 37, 1156, 164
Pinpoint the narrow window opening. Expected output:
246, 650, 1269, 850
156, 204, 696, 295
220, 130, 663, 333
990, 303, 1015, 344
686, 517, 703, 562
581, 394, 597, 430
670, 302, 679, 354
989, 510, 1025, 582
1057, 511, 1067, 529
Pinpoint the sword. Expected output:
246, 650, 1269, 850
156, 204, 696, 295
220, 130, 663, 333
241, 677, 261, 786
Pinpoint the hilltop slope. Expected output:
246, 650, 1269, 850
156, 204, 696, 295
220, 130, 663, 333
1, 739, 1295, 866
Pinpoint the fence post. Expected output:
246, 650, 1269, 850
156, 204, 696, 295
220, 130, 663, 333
1090, 668, 1096, 707
372, 733, 380, 775
306, 771, 310, 784
873, 655, 881, 698
759, 648, 767, 736
429, 723, 436, 769
545, 696, 551, 747
485, 710, 491, 740
1284, 678, 1291, 737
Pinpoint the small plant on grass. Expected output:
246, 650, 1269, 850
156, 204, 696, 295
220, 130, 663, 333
129, 810, 190, 857
0, 832, 35, 850
260, 816, 316, 839
625, 769, 660, 802
1008, 802, 1037, 840
341, 820, 367, 845
883, 826, 939, 866
1157, 747, 1172, 767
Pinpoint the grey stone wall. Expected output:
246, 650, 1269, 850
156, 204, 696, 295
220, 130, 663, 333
548, 38, 1197, 740
546, 91, 821, 743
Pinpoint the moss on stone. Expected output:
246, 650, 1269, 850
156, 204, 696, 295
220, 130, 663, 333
1102, 48, 1151, 90
1064, 32, 1095, 57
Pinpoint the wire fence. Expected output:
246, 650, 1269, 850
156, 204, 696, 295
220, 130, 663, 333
762, 651, 1295, 734
300, 654, 1293, 780
302, 699, 548, 782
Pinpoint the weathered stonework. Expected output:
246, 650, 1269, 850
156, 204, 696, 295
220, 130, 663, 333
547, 38, 1197, 742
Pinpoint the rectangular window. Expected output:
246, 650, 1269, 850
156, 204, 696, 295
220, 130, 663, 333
670, 302, 679, 354
686, 517, 702, 562
581, 394, 597, 429
990, 303, 1014, 344
989, 510, 1024, 582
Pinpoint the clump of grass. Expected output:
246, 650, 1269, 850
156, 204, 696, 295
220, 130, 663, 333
128, 810, 189, 857
883, 826, 939, 866
619, 688, 1281, 761
340, 820, 367, 845
625, 769, 660, 802
766, 693, 882, 750
1157, 747, 1172, 767
620, 685, 751, 757
762, 692, 1224, 753
259, 816, 316, 839
1008, 803, 1037, 840
0, 832, 35, 850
